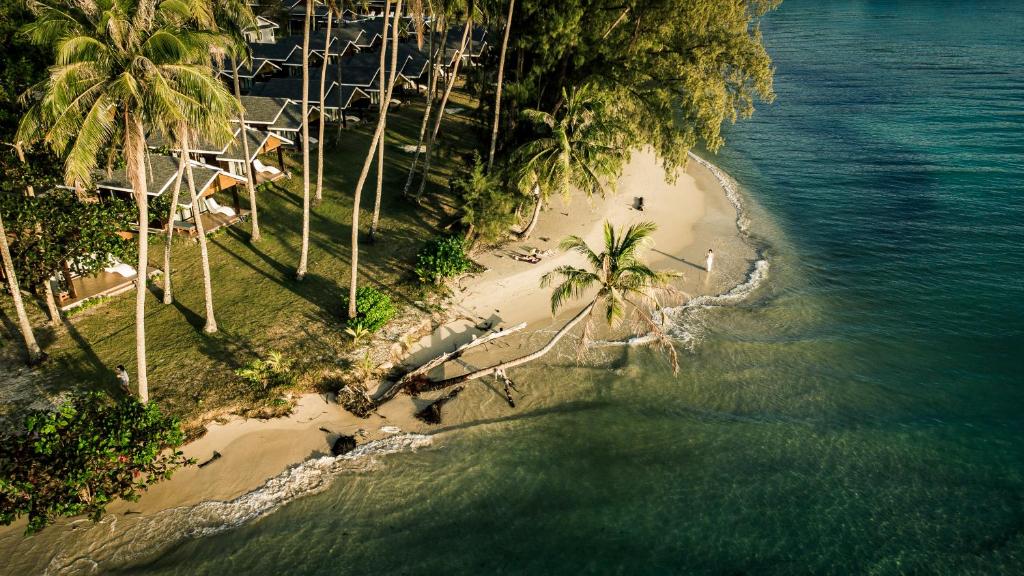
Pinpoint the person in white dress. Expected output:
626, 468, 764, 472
705, 249, 714, 273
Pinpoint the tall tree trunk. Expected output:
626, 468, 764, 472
231, 52, 261, 242
182, 131, 218, 334
369, 3, 398, 242
347, 0, 402, 319
296, 0, 313, 280
423, 301, 595, 390
486, 0, 514, 172
17, 145, 61, 326
415, 16, 471, 200
335, 1, 347, 142
402, 3, 437, 197
126, 115, 150, 402
315, 11, 333, 206
162, 149, 187, 305
518, 184, 542, 239
0, 212, 42, 364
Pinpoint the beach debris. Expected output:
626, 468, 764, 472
197, 451, 222, 468
496, 370, 518, 408
414, 387, 465, 425
331, 435, 358, 456
337, 383, 375, 419
380, 425, 402, 434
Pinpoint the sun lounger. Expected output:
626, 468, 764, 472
103, 261, 138, 278
253, 159, 282, 176
206, 197, 236, 218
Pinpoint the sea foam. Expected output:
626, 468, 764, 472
43, 434, 432, 575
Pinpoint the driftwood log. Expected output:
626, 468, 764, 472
374, 322, 527, 405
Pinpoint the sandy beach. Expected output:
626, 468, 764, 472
0, 150, 756, 569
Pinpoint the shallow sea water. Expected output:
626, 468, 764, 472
33, 1, 1024, 573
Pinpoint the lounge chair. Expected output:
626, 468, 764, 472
206, 197, 236, 218
104, 261, 138, 278
253, 158, 282, 176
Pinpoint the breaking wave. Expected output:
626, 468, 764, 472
43, 434, 433, 575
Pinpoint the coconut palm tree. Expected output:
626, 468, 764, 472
314, 0, 337, 206
486, 0, 513, 172
18, 0, 231, 401
368, 0, 403, 242
162, 153, 187, 305
513, 83, 626, 238
416, 221, 679, 390
401, 0, 439, 197
214, 0, 263, 242
415, 0, 474, 200
346, 0, 403, 319
0, 211, 42, 364
296, 0, 313, 280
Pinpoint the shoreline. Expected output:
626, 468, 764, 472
0, 150, 763, 573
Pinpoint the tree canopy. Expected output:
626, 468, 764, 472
0, 393, 190, 534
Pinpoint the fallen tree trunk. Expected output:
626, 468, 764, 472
417, 302, 596, 392
374, 322, 527, 405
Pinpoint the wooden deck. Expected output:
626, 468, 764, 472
57, 266, 162, 311
174, 209, 251, 237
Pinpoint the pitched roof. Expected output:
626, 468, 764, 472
218, 129, 294, 162
235, 96, 290, 125
219, 58, 281, 80
248, 76, 337, 102
94, 155, 229, 197
146, 128, 237, 156
270, 102, 309, 132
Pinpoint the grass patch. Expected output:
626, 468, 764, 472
0, 91, 482, 429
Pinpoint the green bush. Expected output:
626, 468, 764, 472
236, 351, 296, 395
415, 235, 471, 284
0, 393, 190, 534
341, 286, 396, 333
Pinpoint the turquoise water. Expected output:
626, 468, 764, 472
127, 1, 1024, 574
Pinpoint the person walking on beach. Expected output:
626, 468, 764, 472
115, 364, 130, 394
705, 249, 715, 273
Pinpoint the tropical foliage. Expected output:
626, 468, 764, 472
415, 235, 472, 284
341, 286, 397, 334
236, 351, 296, 395
0, 393, 190, 534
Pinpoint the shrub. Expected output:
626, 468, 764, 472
0, 393, 190, 534
341, 286, 396, 334
236, 351, 296, 395
415, 235, 471, 284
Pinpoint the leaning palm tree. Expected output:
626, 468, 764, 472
314, 0, 337, 206
0, 211, 42, 364
485, 0, 513, 172
296, 0, 314, 280
401, 0, 439, 196
214, 0, 263, 241
368, 0, 403, 242
415, 0, 474, 200
162, 153, 187, 305
402, 221, 679, 394
18, 0, 231, 401
346, 0, 403, 319
513, 83, 626, 238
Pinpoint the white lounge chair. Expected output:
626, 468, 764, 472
206, 197, 236, 218
103, 261, 138, 278
253, 158, 282, 176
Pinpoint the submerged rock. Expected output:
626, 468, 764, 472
331, 435, 357, 456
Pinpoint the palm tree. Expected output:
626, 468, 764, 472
296, 0, 313, 280
19, 0, 230, 401
162, 153, 187, 305
369, 0, 403, 241
314, 0, 337, 206
401, 0, 439, 196
346, 0, 403, 319
486, 0, 513, 172
0, 211, 42, 364
415, 1, 474, 200
215, 0, 263, 242
417, 221, 678, 390
513, 83, 626, 238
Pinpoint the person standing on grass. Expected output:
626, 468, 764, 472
706, 249, 715, 273
116, 365, 130, 394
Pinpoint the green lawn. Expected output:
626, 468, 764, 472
0, 92, 482, 430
